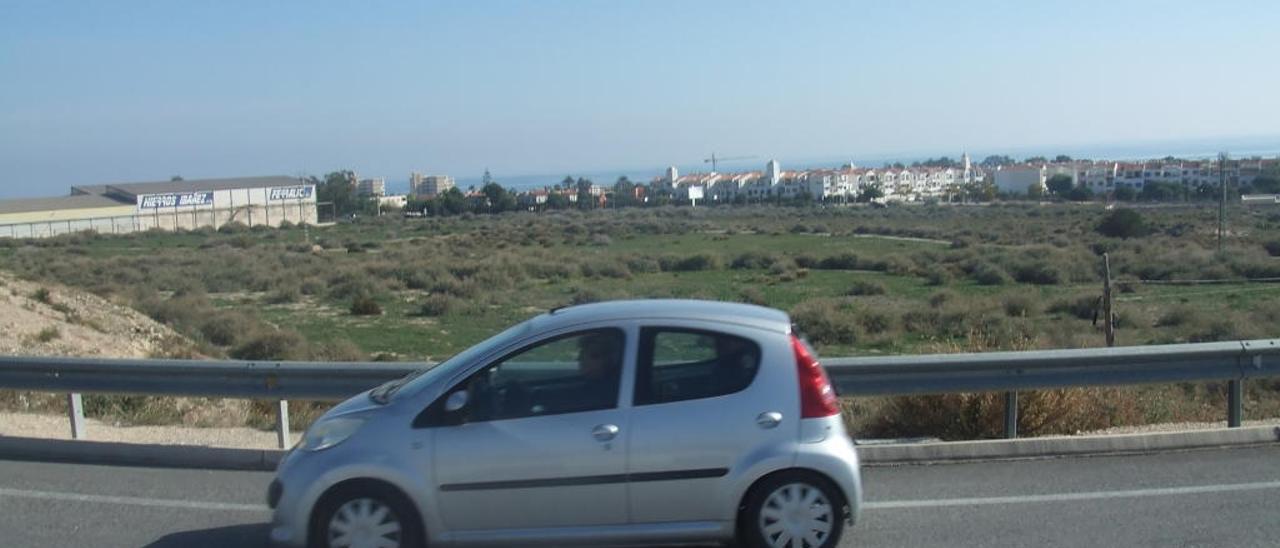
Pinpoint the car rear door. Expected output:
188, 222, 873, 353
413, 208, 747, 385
625, 323, 799, 524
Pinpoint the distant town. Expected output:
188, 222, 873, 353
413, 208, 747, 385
1, 152, 1278, 240
362, 152, 1280, 215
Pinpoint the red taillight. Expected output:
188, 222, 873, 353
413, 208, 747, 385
792, 334, 839, 418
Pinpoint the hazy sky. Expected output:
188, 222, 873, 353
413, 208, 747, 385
2, 1, 1279, 197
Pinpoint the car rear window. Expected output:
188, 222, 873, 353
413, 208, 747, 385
634, 328, 761, 405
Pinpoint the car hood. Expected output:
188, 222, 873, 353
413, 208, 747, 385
323, 390, 384, 420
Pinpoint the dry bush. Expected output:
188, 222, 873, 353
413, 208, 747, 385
230, 329, 309, 361
791, 298, 860, 345
416, 294, 454, 317
349, 294, 383, 316
864, 388, 1140, 440
1002, 292, 1039, 318
1048, 294, 1098, 320
738, 287, 767, 306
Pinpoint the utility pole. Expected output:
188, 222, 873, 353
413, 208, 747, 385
1218, 151, 1228, 254
1102, 253, 1115, 347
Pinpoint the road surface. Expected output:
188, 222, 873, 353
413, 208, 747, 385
0, 445, 1277, 547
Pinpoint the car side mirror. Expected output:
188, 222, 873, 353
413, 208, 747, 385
444, 390, 469, 413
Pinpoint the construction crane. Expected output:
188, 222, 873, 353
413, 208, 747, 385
703, 153, 757, 173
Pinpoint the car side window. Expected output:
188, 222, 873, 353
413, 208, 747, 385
423, 328, 625, 426
634, 328, 761, 406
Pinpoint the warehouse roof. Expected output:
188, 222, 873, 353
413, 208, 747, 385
104, 176, 305, 198
70, 185, 111, 196
0, 194, 133, 215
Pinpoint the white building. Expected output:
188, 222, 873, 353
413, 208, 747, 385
377, 195, 408, 210
993, 165, 1048, 195
357, 177, 386, 197
412, 174, 455, 197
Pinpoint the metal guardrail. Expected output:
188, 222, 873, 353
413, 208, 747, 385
2, 339, 1277, 447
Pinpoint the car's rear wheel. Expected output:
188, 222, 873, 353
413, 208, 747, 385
740, 471, 844, 548
310, 482, 423, 548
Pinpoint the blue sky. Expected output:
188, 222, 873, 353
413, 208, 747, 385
2, 1, 1279, 197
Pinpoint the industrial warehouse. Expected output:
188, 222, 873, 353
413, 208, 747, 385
0, 176, 318, 239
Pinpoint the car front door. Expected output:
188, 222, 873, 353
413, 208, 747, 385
424, 327, 632, 533
625, 324, 797, 524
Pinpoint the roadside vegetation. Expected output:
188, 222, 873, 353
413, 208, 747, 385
2, 202, 1278, 439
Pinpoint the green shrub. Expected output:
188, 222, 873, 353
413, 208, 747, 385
199, 312, 258, 347
624, 255, 661, 274
350, 295, 383, 316
230, 329, 308, 361
217, 222, 249, 234
34, 326, 60, 342
793, 254, 819, 269
1097, 209, 1148, 238
266, 286, 301, 304
816, 253, 861, 270
416, 294, 453, 317
32, 287, 52, 304
791, 299, 859, 345
582, 260, 631, 279
1048, 295, 1098, 320
660, 254, 722, 272
731, 251, 781, 270
971, 262, 1011, 285
1156, 305, 1198, 328
923, 266, 952, 286
857, 310, 894, 335
1009, 260, 1063, 285
1002, 293, 1038, 317
1265, 241, 1280, 257
928, 291, 955, 308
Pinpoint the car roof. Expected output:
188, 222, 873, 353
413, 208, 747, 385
531, 299, 792, 334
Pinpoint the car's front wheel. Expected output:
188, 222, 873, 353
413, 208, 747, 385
740, 471, 845, 548
310, 482, 423, 548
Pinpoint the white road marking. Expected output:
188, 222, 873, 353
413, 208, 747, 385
0, 487, 266, 512
864, 480, 1280, 510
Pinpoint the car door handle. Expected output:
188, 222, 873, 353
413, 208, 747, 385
592, 424, 620, 442
756, 412, 783, 429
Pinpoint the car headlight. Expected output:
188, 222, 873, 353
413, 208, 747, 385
301, 417, 365, 452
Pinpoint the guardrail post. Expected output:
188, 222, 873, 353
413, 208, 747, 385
1227, 380, 1243, 428
1003, 391, 1018, 439
67, 393, 86, 440
275, 400, 291, 449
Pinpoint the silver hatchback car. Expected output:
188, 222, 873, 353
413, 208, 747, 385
268, 299, 862, 548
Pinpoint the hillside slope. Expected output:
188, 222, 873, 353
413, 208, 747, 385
0, 270, 189, 358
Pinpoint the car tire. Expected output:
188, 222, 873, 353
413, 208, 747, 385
739, 471, 845, 548
309, 482, 425, 548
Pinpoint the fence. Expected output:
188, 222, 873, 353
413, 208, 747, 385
1, 338, 1277, 448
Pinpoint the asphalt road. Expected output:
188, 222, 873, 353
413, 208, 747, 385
1, 445, 1278, 547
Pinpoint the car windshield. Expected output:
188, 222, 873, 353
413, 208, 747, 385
371, 318, 535, 403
